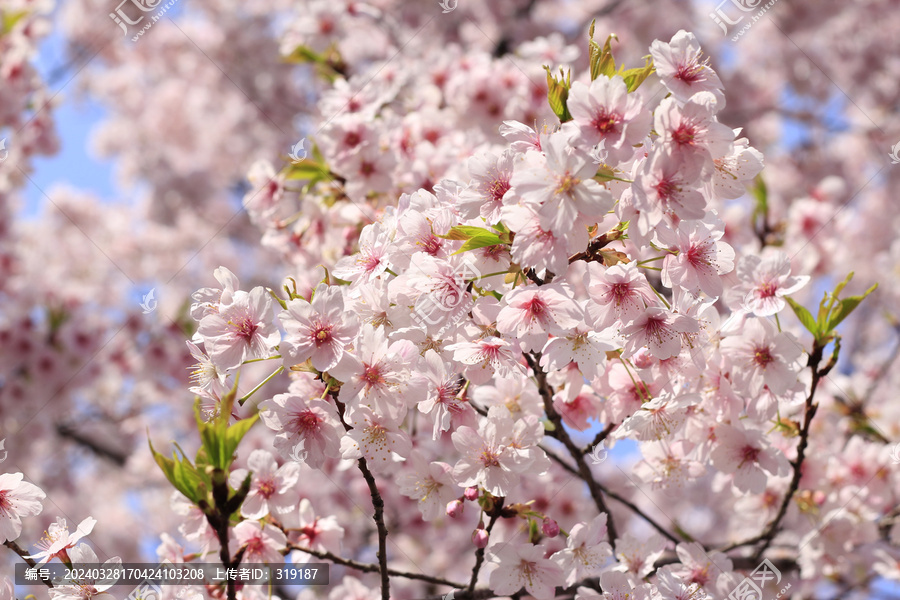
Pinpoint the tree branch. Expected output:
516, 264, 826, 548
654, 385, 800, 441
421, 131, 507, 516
334, 396, 391, 600
468, 512, 499, 594
285, 544, 462, 588
4, 540, 54, 588
524, 351, 618, 542
719, 340, 829, 557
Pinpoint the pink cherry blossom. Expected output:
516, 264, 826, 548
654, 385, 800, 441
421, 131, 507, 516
196, 287, 279, 371
585, 261, 659, 330
710, 423, 791, 494
565, 74, 651, 164
650, 30, 725, 105
510, 131, 615, 234
489, 543, 564, 600
28, 517, 97, 565
396, 452, 459, 522
287, 498, 345, 560
259, 388, 344, 469
621, 307, 699, 360
655, 92, 733, 163
733, 252, 811, 316
279, 283, 359, 372
340, 404, 413, 468
231, 521, 287, 564
0, 473, 45, 543
551, 514, 612, 586
659, 219, 735, 297
721, 317, 803, 397
496, 283, 582, 351
228, 449, 301, 519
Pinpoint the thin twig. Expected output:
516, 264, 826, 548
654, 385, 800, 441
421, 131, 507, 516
524, 351, 618, 542
467, 513, 499, 594
285, 544, 462, 588
334, 396, 391, 600
4, 540, 54, 588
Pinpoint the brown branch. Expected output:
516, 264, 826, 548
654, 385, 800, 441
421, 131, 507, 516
468, 512, 499, 594
55, 423, 128, 466
567, 228, 625, 264
524, 351, 618, 542
334, 396, 391, 600
584, 422, 616, 455
4, 540, 54, 588
285, 544, 462, 588
539, 443, 681, 544
719, 340, 829, 557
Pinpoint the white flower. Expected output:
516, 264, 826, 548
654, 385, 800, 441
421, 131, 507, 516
489, 543, 563, 600
228, 449, 301, 519
0, 472, 45, 543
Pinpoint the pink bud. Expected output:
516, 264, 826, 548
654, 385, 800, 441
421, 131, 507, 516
541, 517, 559, 538
472, 528, 489, 548
446, 500, 464, 518
633, 348, 655, 369
464, 486, 479, 501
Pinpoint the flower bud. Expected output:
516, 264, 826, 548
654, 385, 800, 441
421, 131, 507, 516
471, 527, 489, 548
464, 486, 480, 501
446, 499, 464, 518
541, 517, 559, 538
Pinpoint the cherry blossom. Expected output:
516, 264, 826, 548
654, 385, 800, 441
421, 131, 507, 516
196, 287, 280, 371
710, 422, 791, 494
228, 450, 301, 519
732, 252, 811, 316
279, 283, 359, 372
565, 74, 651, 164
488, 543, 563, 600
551, 514, 612, 586
510, 131, 615, 234
0, 473, 45, 543
231, 521, 287, 564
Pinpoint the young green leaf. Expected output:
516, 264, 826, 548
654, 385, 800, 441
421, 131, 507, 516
620, 57, 655, 92
826, 282, 878, 331
544, 66, 572, 122
785, 297, 819, 337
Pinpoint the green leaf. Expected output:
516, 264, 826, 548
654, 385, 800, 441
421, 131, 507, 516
440, 225, 495, 241
620, 57, 655, 92
149, 436, 201, 503
785, 297, 819, 337
223, 413, 260, 464
2, 10, 28, 35
826, 283, 878, 331
751, 175, 768, 223
284, 160, 330, 182
588, 23, 617, 81
544, 66, 572, 122
454, 233, 504, 255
